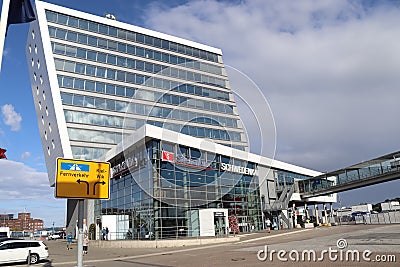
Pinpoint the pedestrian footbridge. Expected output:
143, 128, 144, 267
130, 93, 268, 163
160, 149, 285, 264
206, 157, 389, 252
298, 150, 400, 198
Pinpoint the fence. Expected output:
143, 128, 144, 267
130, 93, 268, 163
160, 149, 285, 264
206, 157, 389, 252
355, 211, 400, 224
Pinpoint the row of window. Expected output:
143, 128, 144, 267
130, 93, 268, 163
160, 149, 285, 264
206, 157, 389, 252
54, 58, 227, 98
66, 120, 240, 145
50, 42, 225, 88
277, 170, 311, 182
49, 27, 222, 75
103, 190, 260, 205
61, 93, 240, 129
56, 63, 229, 100
159, 173, 253, 188
57, 75, 234, 115
104, 189, 260, 208
67, 122, 243, 146
67, 127, 122, 145
46, 10, 219, 63
64, 111, 246, 153
71, 145, 109, 160
102, 192, 260, 217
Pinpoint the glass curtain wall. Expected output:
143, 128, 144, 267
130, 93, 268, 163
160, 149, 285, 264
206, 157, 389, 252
95, 139, 262, 239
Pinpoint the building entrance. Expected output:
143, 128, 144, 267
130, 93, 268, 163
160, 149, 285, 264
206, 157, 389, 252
214, 212, 226, 236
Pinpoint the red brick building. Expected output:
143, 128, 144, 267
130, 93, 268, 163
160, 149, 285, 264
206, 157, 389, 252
0, 213, 44, 232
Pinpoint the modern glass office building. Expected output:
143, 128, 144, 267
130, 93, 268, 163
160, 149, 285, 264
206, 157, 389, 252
26, 0, 249, 232
26, 0, 248, 187
25, 1, 334, 238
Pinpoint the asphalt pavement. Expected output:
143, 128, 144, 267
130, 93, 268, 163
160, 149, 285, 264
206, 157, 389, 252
1, 224, 399, 267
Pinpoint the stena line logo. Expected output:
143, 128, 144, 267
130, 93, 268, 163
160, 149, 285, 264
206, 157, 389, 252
162, 151, 174, 162
220, 163, 256, 176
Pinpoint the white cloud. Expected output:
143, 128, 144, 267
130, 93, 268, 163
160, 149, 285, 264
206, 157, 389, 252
141, 0, 400, 206
144, 0, 400, 171
21, 152, 31, 159
0, 161, 65, 227
0, 160, 53, 200
1, 104, 22, 131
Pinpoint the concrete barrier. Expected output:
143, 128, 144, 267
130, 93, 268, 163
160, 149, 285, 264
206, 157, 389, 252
91, 236, 240, 248
304, 223, 314, 228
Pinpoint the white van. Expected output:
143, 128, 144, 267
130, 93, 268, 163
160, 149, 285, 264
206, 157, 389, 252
0, 239, 49, 264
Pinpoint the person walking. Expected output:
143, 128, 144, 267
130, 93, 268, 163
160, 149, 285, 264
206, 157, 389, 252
83, 234, 89, 255
66, 232, 73, 250
140, 223, 146, 240
101, 227, 106, 240
105, 227, 109, 240
266, 218, 271, 233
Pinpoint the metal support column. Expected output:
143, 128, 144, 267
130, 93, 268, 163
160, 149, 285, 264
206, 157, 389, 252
304, 203, 309, 219
315, 204, 319, 225
77, 200, 84, 267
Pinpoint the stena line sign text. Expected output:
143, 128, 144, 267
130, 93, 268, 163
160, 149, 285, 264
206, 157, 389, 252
112, 156, 138, 178
220, 163, 256, 176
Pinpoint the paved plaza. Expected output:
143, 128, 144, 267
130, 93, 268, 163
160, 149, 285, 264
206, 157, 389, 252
1, 224, 399, 267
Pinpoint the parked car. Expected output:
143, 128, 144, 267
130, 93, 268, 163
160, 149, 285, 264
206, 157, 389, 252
0, 239, 49, 264
0, 237, 22, 242
47, 232, 61, 240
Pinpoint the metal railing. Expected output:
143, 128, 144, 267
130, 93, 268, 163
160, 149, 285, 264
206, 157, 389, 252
299, 155, 400, 197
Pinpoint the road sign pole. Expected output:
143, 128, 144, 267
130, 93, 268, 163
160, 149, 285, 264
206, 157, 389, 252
77, 199, 84, 267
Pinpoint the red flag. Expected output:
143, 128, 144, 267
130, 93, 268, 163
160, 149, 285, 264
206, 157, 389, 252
162, 151, 174, 162
0, 148, 7, 159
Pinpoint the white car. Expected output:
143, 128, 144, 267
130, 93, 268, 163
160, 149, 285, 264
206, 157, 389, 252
0, 239, 49, 264
47, 233, 61, 240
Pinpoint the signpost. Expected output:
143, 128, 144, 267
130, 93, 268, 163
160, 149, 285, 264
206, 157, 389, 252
55, 158, 110, 267
55, 158, 110, 199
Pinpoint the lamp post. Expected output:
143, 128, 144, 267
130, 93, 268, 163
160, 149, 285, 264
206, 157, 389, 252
338, 196, 342, 226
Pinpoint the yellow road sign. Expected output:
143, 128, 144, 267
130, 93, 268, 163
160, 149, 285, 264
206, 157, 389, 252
55, 158, 110, 199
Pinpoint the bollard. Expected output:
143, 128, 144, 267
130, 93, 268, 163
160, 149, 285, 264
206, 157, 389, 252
27, 249, 31, 266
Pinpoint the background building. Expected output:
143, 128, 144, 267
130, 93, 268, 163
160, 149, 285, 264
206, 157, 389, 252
0, 212, 44, 232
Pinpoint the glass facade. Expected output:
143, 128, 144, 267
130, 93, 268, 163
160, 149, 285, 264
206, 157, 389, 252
95, 140, 262, 239
44, 9, 248, 160
27, 2, 333, 239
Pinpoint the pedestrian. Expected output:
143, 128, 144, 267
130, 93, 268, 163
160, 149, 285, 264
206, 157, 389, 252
266, 218, 271, 233
101, 227, 106, 240
105, 227, 109, 240
140, 223, 146, 239
83, 234, 89, 255
66, 232, 73, 250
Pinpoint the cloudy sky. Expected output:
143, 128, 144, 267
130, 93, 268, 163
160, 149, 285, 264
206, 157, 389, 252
1, 0, 400, 226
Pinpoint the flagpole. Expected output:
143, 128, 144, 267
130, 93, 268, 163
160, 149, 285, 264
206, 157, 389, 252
0, 0, 11, 73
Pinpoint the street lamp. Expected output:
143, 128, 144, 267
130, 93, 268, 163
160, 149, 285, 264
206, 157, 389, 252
338, 195, 342, 226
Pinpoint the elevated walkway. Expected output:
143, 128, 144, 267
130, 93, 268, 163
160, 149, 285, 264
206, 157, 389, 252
299, 150, 400, 198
